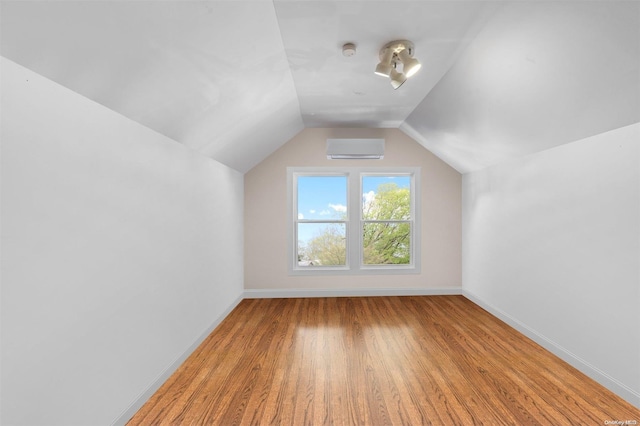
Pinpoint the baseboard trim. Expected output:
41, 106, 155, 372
462, 289, 640, 409
111, 294, 244, 426
243, 287, 462, 299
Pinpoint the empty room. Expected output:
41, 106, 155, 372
1, 1, 638, 425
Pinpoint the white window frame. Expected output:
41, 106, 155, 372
287, 167, 421, 276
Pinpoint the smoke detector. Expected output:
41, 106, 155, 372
342, 43, 356, 57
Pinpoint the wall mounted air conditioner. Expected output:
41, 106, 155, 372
326, 138, 385, 160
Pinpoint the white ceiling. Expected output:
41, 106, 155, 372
2, 1, 638, 173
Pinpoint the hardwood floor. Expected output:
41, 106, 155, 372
128, 296, 639, 425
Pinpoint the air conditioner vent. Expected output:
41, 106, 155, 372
326, 138, 385, 160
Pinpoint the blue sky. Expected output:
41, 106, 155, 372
296, 175, 410, 245
297, 176, 347, 221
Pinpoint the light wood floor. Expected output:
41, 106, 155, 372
128, 296, 639, 425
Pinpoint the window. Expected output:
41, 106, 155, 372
288, 167, 420, 275
296, 175, 348, 267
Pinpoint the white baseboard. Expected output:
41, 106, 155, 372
111, 294, 244, 426
462, 289, 640, 409
243, 287, 462, 299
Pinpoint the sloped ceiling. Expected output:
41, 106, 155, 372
2, 1, 638, 173
401, 1, 640, 172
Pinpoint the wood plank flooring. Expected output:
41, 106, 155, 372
128, 296, 639, 425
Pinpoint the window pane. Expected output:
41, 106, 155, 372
297, 223, 346, 266
363, 222, 411, 265
362, 176, 411, 220
298, 176, 347, 220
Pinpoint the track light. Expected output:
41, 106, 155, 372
389, 68, 407, 89
374, 48, 394, 77
398, 48, 421, 78
374, 40, 421, 89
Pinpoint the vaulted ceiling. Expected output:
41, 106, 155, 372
2, 1, 638, 173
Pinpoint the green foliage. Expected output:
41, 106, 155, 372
362, 183, 411, 264
363, 183, 410, 221
305, 225, 346, 265
302, 183, 411, 266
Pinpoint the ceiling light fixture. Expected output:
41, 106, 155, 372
374, 40, 421, 89
374, 48, 394, 77
389, 68, 407, 89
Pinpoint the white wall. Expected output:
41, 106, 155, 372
462, 123, 640, 407
245, 128, 461, 294
0, 58, 244, 425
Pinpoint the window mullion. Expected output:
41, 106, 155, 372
348, 172, 361, 269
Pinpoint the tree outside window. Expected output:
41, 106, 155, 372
362, 179, 411, 265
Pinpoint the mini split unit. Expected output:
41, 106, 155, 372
326, 138, 385, 160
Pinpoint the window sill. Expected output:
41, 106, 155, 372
289, 265, 420, 276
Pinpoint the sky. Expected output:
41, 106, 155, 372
296, 175, 410, 245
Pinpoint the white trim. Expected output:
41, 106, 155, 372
462, 289, 640, 409
111, 295, 244, 426
244, 287, 462, 299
